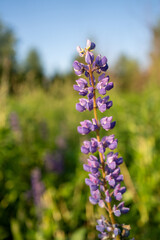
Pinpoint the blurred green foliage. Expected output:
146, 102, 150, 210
0, 84, 160, 239
0, 18, 160, 240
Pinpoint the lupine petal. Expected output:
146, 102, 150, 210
73, 60, 81, 70
83, 164, 91, 172
121, 207, 130, 214
100, 56, 107, 66
106, 82, 114, 90
77, 126, 91, 135
98, 200, 105, 208
85, 51, 94, 64
96, 225, 105, 232
81, 146, 89, 154
76, 103, 85, 112
114, 209, 121, 217
89, 196, 99, 204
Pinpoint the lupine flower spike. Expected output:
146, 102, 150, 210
73, 40, 134, 240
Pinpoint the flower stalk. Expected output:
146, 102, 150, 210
89, 65, 119, 239
73, 40, 134, 240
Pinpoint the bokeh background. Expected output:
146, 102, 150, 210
0, 0, 160, 239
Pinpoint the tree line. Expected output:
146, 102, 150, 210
0, 18, 160, 95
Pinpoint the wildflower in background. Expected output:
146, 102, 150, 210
73, 40, 134, 239
31, 168, 45, 207
44, 151, 64, 174
44, 135, 66, 173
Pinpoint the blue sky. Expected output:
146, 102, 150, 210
0, 0, 160, 75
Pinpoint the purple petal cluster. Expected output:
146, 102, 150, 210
73, 78, 88, 96
76, 98, 93, 112
96, 216, 134, 240
73, 40, 133, 239
96, 96, 113, 113
113, 202, 129, 217
82, 148, 128, 218
84, 155, 106, 208
86, 39, 96, 51
73, 78, 95, 99
85, 51, 94, 65
93, 55, 108, 73
73, 41, 108, 78
96, 216, 120, 239
77, 40, 96, 58
73, 60, 88, 76
101, 135, 118, 152
77, 119, 99, 135
100, 116, 116, 131
97, 74, 113, 95
81, 135, 117, 154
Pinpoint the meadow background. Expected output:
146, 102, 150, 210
0, 1, 160, 239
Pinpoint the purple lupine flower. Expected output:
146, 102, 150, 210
113, 202, 130, 217
105, 166, 123, 188
114, 183, 126, 201
77, 119, 99, 135
81, 140, 90, 154
73, 78, 88, 96
86, 155, 100, 168
96, 216, 133, 240
96, 216, 121, 239
31, 168, 45, 207
87, 87, 94, 99
85, 51, 94, 65
106, 152, 123, 170
73, 60, 84, 76
101, 135, 118, 150
96, 75, 114, 95
96, 96, 113, 113
73, 40, 133, 239
92, 55, 108, 74
77, 120, 92, 135
90, 138, 99, 153
44, 151, 64, 174
89, 189, 101, 205
77, 40, 95, 57
105, 189, 111, 202
86, 39, 96, 51
100, 116, 116, 131
81, 138, 99, 154
77, 46, 85, 57
91, 118, 99, 131
85, 174, 100, 187
76, 98, 93, 112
